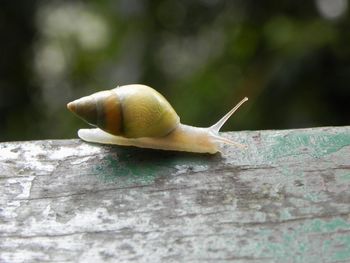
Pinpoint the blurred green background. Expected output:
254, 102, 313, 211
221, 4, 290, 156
1, 0, 349, 142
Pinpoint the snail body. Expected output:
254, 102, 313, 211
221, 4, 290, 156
67, 84, 248, 154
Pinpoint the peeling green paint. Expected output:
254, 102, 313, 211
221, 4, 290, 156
332, 235, 350, 261
279, 208, 292, 220
94, 154, 162, 185
87, 129, 350, 185
304, 192, 328, 203
263, 131, 350, 161
256, 218, 350, 263
91, 147, 218, 185
338, 173, 350, 182
306, 218, 350, 233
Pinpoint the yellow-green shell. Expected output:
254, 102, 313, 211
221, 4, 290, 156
67, 84, 180, 138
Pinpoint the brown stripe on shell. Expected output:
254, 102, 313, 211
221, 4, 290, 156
96, 90, 123, 136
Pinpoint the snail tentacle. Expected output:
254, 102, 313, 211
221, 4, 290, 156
209, 97, 248, 133
207, 97, 249, 149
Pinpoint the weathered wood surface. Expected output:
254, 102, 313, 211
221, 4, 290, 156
1, 126, 350, 263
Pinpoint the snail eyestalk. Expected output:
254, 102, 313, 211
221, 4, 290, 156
210, 97, 248, 133
208, 97, 249, 149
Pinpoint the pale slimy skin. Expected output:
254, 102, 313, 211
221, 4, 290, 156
79, 124, 220, 154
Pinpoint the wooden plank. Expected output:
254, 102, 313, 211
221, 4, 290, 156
1, 126, 350, 263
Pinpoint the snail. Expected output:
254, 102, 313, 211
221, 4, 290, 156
67, 84, 248, 154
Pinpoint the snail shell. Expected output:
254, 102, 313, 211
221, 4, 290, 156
67, 85, 179, 138
67, 84, 248, 154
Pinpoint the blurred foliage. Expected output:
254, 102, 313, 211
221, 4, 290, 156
0, 0, 349, 141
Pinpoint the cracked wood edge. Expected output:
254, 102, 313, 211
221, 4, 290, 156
0, 126, 350, 263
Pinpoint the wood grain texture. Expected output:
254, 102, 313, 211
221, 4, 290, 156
1, 126, 350, 263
